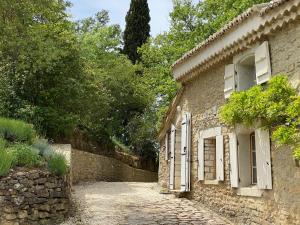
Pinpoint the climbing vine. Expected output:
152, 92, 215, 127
219, 75, 300, 160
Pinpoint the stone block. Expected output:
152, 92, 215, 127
4, 213, 17, 220
18, 210, 28, 219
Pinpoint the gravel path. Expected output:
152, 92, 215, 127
61, 182, 231, 225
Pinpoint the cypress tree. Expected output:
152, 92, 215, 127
123, 0, 150, 64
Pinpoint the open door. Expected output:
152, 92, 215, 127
180, 113, 191, 192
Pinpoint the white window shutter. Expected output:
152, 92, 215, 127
180, 113, 191, 192
224, 64, 236, 99
186, 113, 191, 191
169, 124, 176, 190
255, 41, 272, 84
197, 137, 204, 181
216, 135, 224, 181
255, 128, 272, 189
229, 133, 239, 188
165, 133, 169, 161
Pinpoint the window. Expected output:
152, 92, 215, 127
229, 126, 273, 196
204, 137, 216, 180
198, 127, 224, 182
224, 41, 272, 99
237, 128, 257, 188
236, 54, 256, 91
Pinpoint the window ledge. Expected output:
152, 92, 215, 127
204, 180, 220, 185
237, 186, 263, 197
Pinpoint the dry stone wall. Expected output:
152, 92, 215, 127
72, 149, 158, 184
0, 168, 71, 225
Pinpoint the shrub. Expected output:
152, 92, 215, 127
47, 153, 68, 176
294, 146, 300, 160
10, 144, 42, 167
32, 139, 54, 160
0, 118, 36, 144
0, 149, 13, 177
220, 75, 300, 160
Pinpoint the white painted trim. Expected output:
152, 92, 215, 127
233, 46, 257, 64
197, 137, 205, 181
216, 135, 224, 181
204, 180, 220, 185
237, 186, 263, 197
199, 127, 222, 139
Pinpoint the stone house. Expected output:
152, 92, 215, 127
158, 0, 300, 224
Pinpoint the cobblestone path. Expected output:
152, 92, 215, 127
61, 182, 231, 225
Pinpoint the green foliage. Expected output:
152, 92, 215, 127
9, 144, 42, 167
76, 10, 110, 33
47, 153, 68, 176
125, 108, 158, 158
0, 0, 86, 140
220, 75, 300, 160
0, 0, 274, 161
32, 139, 54, 160
123, 0, 151, 63
112, 136, 132, 155
78, 15, 152, 150
0, 149, 14, 177
293, 146, 300, 160
139, 0, 271, 133
0, 118, 36, 144
0, 138, 7, 149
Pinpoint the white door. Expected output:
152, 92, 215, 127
180, 113, 191, 192
169, 124, 176, 190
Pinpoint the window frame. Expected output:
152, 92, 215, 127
233, 48, 257, 92
198, 127, 224, 183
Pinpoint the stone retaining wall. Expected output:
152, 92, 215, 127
0, 168, 71, 225
72, 149, 158, 184
71, 129, 158, 172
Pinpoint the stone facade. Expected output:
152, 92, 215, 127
72, 149, 158, 184
158, 16, 300, 225
0, 168, 71, 225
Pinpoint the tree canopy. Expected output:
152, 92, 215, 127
123, 0, 151, 63
0, 0, 271, 160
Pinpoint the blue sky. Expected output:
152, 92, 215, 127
68, 0, 174, 36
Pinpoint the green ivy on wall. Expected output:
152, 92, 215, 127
219, 75, 300, 160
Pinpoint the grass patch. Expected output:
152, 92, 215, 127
0, 138, 7, 149
0, 118, 68, 177
0, 118, 36, 144
47, 153, 68, 176
0, 149, 14, 177
9, 144, 42, 167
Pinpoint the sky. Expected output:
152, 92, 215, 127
67, 0, 174, 36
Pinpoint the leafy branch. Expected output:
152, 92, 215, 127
219, 75, 300, 160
